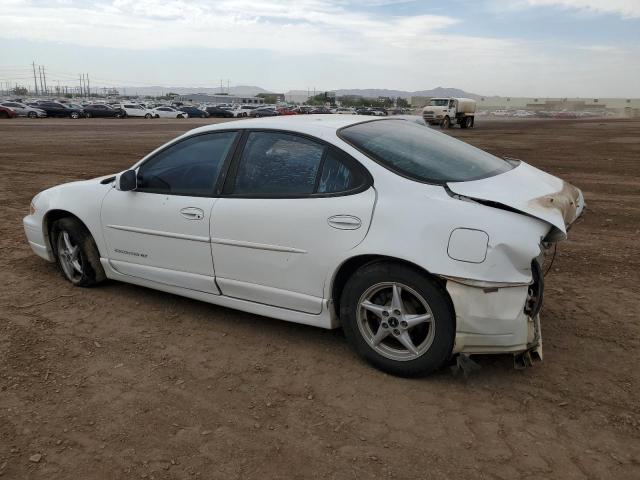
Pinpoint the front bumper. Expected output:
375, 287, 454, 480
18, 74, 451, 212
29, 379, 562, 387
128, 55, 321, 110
447, 280, 541, 355
23, 214, 54, 261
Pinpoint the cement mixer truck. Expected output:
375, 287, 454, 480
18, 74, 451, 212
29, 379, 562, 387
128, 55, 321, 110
422, 98, 476, 129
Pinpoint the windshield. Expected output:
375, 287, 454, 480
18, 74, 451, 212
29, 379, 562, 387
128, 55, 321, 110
339, 120, 514, 183
429, 99, 449, 107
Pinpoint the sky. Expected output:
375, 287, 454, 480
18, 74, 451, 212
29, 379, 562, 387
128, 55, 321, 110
1, 0, 639, 97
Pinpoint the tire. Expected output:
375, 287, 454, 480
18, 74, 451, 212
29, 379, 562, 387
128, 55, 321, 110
177, 114, 184, 119
201, 114, 206, 118
144, 113, 152, 119
85, 112, 92, 118
70, 112, 80, 119
51, 217, 106, 287
28, 111, 37, 119
340, 261, 455, 377
441, 116, 450, 129
0, 111, 9, 119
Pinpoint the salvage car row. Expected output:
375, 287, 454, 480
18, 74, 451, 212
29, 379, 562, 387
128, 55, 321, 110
0, 99, 412, 120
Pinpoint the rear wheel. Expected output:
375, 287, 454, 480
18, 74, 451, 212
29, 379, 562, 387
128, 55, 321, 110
70, 111, 80, 119
28, 111, 38, 118
51, 218, 105, 287
85, 112, 92, 118
340, 262, 455, 377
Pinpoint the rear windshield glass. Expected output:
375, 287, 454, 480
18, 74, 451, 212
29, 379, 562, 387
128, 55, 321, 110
339, 120, 513, 183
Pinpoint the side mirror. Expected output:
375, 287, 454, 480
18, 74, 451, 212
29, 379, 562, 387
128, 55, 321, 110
116, 169, 137, 191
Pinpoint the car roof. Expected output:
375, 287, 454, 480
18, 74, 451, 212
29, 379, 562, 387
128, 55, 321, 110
188, 114, 378, 137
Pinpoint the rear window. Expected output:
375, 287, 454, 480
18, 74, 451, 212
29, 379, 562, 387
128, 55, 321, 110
339, 120, 513, 183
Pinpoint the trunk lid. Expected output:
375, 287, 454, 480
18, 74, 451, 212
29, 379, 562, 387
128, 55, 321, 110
447, 161, 585, 239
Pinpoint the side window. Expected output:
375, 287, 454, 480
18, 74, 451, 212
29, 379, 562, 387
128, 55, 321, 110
137, 132, 237, 196
232, 132, 325, 196
317, 149, 363, 194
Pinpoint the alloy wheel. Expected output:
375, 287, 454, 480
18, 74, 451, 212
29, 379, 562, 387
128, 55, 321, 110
57, 231, 83, 282
357, 282, 435, 361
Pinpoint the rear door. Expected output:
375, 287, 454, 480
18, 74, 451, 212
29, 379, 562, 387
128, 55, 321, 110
210, 130, 375, 314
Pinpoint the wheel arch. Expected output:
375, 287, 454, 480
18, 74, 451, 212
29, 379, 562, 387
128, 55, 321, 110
330, 254, 453, 320
43, 209, 100, 256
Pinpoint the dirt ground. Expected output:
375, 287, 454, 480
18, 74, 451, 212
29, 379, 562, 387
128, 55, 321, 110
1, 116, 638, 479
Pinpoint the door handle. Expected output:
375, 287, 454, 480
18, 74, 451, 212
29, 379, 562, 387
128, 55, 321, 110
180, 207, 204, 220
328, 215, 362, 230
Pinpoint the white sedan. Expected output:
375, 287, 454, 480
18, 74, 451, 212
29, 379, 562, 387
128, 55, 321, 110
152, 106, 188, 119
23, 116, 584, 377
117, 103, 155, 118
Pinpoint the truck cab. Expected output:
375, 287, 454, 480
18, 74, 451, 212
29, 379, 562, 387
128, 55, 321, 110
422, 97, 476, 129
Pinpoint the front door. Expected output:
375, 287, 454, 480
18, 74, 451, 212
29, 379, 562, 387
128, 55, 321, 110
210, 130, 375, 314
101, 131, 238, 293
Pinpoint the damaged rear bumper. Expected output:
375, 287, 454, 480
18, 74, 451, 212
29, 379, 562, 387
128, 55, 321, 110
445, 279, 542, 358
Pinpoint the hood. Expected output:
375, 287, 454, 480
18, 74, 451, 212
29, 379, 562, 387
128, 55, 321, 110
447, 161, 585, 240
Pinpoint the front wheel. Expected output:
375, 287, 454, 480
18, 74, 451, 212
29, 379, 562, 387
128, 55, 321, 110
441, 116, 450, 129
28, 111, 38, 118
70, 112, 80, 119
51, 218, 106, 287
340, 262, 455, 377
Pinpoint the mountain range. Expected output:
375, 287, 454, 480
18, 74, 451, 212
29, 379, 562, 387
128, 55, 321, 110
120, 85, 481, 99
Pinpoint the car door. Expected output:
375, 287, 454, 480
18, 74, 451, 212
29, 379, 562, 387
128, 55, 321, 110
210, 130, 375, 314
101, 131, 239, 293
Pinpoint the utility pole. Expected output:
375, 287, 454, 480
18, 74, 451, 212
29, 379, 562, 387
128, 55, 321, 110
42, 66, 48, 95
79, 74, 84, 98
86, 74, 90, 98
32, 62, 39, 95
38, 66, 45, 95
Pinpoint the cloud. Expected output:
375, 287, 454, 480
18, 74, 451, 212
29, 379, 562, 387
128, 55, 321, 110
1, 0, 638, 96
522, 0, 640, 19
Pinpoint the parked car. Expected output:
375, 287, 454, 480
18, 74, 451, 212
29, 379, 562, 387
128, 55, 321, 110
334, 107, 356, 115
179, 106, 209, 118
355, 107, 374, 116
34, 102, 84, 119
554, 111, 578, 119
117, 103, 155, 118
0, 101, 47, 118
23, 116, 584, 377
83, 104, 126, 118
250, 107, 278, 118
152, 107, 188, 119
227, 105, 256, 117
205, 106, 235, 118
0, 106, 18, 118
276, 107, 297, 116
370, 108, 388, 116
309, 107, 332, 114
